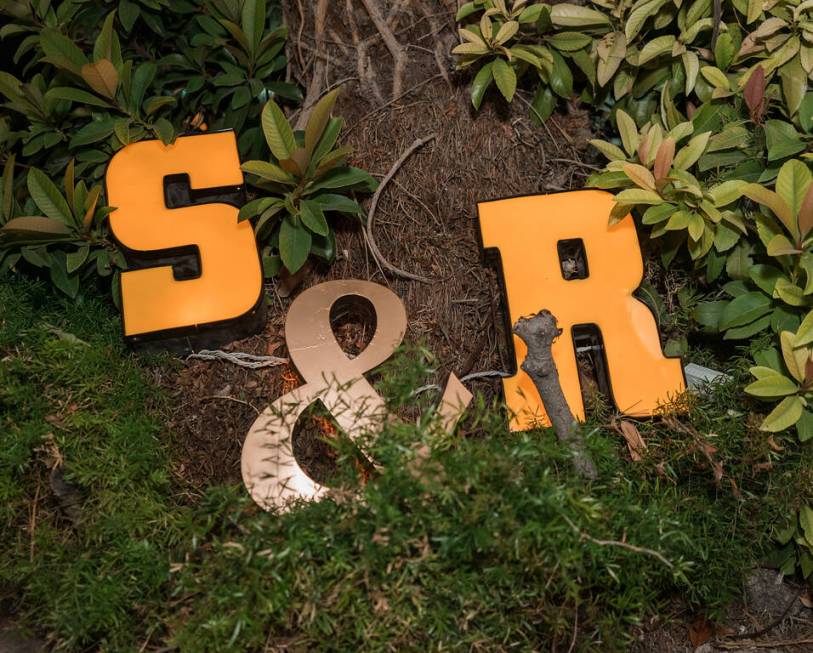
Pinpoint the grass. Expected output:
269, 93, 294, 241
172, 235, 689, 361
2, 277, 811, 651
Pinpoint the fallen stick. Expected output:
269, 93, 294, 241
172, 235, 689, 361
364, 135, 436, 284
513, 310, 598, 480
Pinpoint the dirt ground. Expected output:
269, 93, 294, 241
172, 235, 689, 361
146, 3, 813, 651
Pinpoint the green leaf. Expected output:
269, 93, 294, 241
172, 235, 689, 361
48, 251, 80, 298
471, 61, 494, 110
760, 396, 804, 432
642, 203, 676, 225
776, 159, 812, 218
794, 309, 813, 347
797, 410, 813, 441
44, 87, 112, 108
673, 132, 711, 170
130, 62, 157, 114
547, 32, 592, 52
529, 85, 555, 125
279, 215, 311, 273
241, 160, 295, 184
69, 118, 115, 148
780, 56, 807, 117
119, 0, 140, 32
492, 58, 517, 102
549, 50, 573, 98
718, 291, 773, 330
745, 374, 799, 397
66, 246, 89, 273
39, 28, 88, 75
310, 229, 336, 263
153, 118, 174, 145
550, 4, 611, 27
261, 99, 296, 160
307, 167, 377, 193
614, 189, 663, 205
456, 2, 479, 21
764, 120, 806, 161
0, 216, 72, 238
709, 180, 746, 207
238, 197, 282, 221
311, 117, 343, 168
305, 88, 339, 159
750, 264, 783, 295
625, 0, 668, 41
616, 110, 639, 157
638, 35, 675, 65
802, 506, 813, 544
94, 11, 118, 62
144, 96, 176, 115
725, 242, 753, 280
27, 169, 73, 225
744, 184, 796, 236
241, 0, 265, 54
724, 314, 772, 339
590, 139, 626, 161
800, 92, 813, 133
310, 193, 363, 215
299, 199, 329, 236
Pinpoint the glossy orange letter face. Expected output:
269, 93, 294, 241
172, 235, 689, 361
478, 190, 685, 430
106, 131, 262, 342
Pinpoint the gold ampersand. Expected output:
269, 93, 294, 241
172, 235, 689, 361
242, 280, 472, 510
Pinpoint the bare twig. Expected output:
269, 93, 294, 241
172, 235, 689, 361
420, 4, 452, 86
364, 135, 437, 283
513, 311, 598, 480
714, 636, 813, 649
346, 0, 384, 103
549, 158, 601, 171
562, 515, 675, 570
717, 589, 802, 642
201, 395, 260, 415
711, 0, 723, 50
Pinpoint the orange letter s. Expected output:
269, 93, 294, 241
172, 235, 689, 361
106, 131, 263, 344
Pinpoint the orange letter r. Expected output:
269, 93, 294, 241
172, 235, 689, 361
478, 190, 685, 430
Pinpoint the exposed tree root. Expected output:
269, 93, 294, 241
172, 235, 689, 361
360, 0, 409, 98
294, 0, 329, 131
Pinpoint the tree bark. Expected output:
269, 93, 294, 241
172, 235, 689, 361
513, 310, 598, 480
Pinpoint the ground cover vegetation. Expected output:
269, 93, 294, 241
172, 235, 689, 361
3, 276, 812, 651
1, 0, 813, 650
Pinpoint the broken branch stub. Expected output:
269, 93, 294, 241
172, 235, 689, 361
513, 310, 598, 480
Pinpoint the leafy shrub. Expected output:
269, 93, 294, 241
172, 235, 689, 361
239, 90, 377, 276
0, 0, 373, 294
455, 0, 813, 577
0, 155, 121, 298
